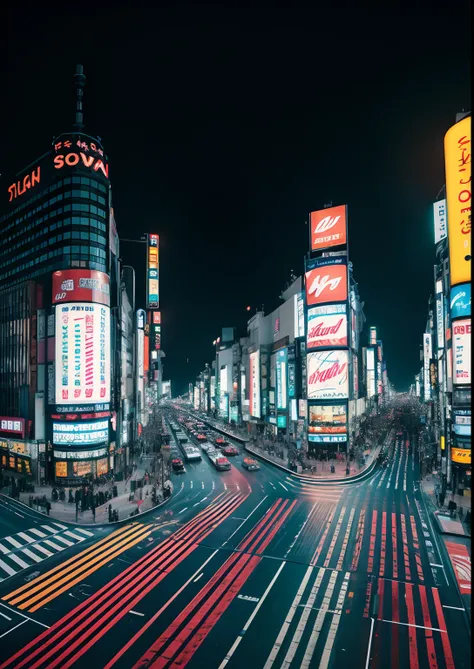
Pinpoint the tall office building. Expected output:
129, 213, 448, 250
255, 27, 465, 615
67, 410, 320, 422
0, 66, 120, 484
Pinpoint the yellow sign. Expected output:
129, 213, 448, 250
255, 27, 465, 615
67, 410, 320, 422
55, 461, 67, 477
445, 116, 471, 286
451, 447, 471, 465
440, 435, 445, 451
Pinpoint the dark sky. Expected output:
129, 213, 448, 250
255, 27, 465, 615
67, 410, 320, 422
5, 2, 471, 396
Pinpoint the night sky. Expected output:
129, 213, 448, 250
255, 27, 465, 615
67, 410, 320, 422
5, 3, 471, 395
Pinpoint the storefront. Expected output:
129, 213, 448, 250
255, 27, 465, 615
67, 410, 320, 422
53, 446, 109, 484
0, 439, 33, 477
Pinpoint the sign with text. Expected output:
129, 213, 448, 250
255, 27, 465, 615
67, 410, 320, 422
453, 319, 471, 385
52, 270, 110, 306
307, 350, 349, 400
310, 204, 347, 251
307, 304, 347, 349
305, 257, 347, 307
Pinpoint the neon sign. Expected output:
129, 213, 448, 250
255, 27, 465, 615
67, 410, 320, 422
8, 166, 41, 202
53, 153, 108, 178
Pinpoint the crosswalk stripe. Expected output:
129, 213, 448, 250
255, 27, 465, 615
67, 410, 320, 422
0, 544, 10, 555
52, 523, 68, 530
20, 548, 43, 564
4, 537, 23, 549
28, 529, 47, 538
74, 528, 94, 537
52, 535, 74, 547
63, 530, 84, 541
17, 533, 35, 544
6, 553, 30, 569
43, 539, 66, 551
0, 560, 17, 577
40, 525, 59, 534
31, 544, 53, 558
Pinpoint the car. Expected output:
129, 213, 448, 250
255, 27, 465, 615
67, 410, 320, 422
196, 433, 207, 442
223, 445, 238, 456
172, 458, 185, 473
215, 437, 227, 447
242, 458, 260, 471
215, 456, 231, 471
200, 442, 213, 453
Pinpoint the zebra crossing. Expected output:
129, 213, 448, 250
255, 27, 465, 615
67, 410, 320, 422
0, 523, 95, 581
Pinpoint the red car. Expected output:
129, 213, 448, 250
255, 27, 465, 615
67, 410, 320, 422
223, 445, 238, 456
215, 437, 227, 447
196, 434, 207, 442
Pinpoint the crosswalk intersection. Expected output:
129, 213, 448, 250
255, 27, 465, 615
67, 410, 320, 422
0, 523, 95, 581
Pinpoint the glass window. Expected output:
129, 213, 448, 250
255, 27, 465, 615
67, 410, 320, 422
50, 223, 56, 231
64, 178, 72, 185
98, 196, 106, 205
90, 192, 98, 202
90, 205, 98, 215
98, 184, 107, 193
80, 217, 89, 225
81, 232, 89, 240
80, 177, 90, 186
63, 232, 71, 240
63, 191, 71, 198
50, 197, 57, 205
72, 177, 81, 184
72, 246, 81, 253
90, 233, 98, 242
64, 204, 72, 212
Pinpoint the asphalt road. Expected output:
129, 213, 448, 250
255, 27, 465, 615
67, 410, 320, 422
0, 422, 470, 669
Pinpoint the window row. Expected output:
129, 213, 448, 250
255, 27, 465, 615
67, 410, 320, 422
0, 248, 107, 282
0, 233, 107, 269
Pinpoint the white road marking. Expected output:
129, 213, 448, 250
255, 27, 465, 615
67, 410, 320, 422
0, 602, 50, 628
63, 530, 84, 541
201, 482, 205, 489
6, 553, 30, 569
365, 616, 375, 669
313, 572, 350, 669
300, 570, 340, 667
14, 512, 24, 518
19, 548, 42, 563
31, 544, 53, 557
380, 619, 447, 633
75, 528, 94, 537
190, 481, 194, 489
17, 532, 35, 544
40, 525, 59, 534
223, 496, 269, 546
278, 482, 289, 492
28, 529, 47, 538
442, 605, 465, 611
4, 537, 23, 549
52, 535, 74, 547
429, 563, 445, 568
0, 619, 27, 639
284, 504, 317, 559
179, 507, 188, 514
193, 573, 204, 583
0, 611, 12, 621
52, 523, 68, 530
219, 562, 286, 668
129, 610, 145, 617
43, 539, 66, 551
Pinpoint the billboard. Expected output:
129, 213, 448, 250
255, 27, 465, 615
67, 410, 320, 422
423, 333, 432, 401
444, 116, 471, 287
308, 404, 347, 442
310, 204, 347, 252
52, 270, 110, 306
294, 293, 305, 338
249, 351, 261, 418
353, 354, 359, 398
305, 257, 347, 306
53, 419, 109, 446
453, 409, 471, 437
436, 281, 444, 350
307, 350, 349, 400
453, 319, 471, 385
451, 283, 471, 320
55, 303, 110, 405
366, 347, 376, 398
307, 304, 347, 349
0, 417, 25, 437
146, 234, 159, 308
451, 448, 472, 465
433, 199, 448, 245
276, 349, 288, 410
369, 327, 377, 345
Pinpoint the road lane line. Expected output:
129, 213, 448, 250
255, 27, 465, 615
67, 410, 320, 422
0, 611, 12, 620
315, 572, 351, 669
405, 583, 419, 669
379, 511, 387, 577
400, 514, 411, 581
219, 561, 287, 668
128, 610, 145, 617
365, 616, 375, 669
264, 565, 314, 668
324, 507, 347, 568
278, 482, 288, 491
391, 513, 399, 580
0, 602, 50, 628
419, 585, 439, 669
222, 495, 268, 546
367, 510, 378, 573
179, 507, 188, 514
0, 619, 27, 639
311, 508, 336, 566
391, 579, 400, 669
284, 503, 318, 559
350, 509, 366, 572
5, 554, 29, 569
381, 619, 447, 632
193, 573, 203, 583
17, 533, 35, 544
442, 605, 465, 611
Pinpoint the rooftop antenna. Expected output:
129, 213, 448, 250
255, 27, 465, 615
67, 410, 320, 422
73, 64, 86, 131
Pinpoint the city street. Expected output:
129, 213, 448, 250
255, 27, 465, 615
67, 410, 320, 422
0, 422, 470, 669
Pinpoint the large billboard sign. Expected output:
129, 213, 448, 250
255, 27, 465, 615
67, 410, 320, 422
146, 234, 159, 309
307, 304, 347, 349
366, 347, 376, 398
249, 351, 261, 418
369, 327, 377, 346
55, 303, 110, 404
52, 270, 110, 306
451, 283, 471, 320
436, 280, 444, 350
305, 257, 347, 307
276, 349, 288, 410
453, 319, 471, 385
423, 333, 432, 401
53, 419, 109, 446
310, 204, 347, 252
433, 199, 448, 245
307, 350, 349, 400
53, 136, 108, 180
444, 116, 471, 287
308, 404, 347, 440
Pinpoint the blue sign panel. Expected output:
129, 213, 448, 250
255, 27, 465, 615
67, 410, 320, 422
451, 283, 471, 319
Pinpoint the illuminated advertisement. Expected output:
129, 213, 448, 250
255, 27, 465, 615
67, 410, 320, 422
451, 448, 472, 465
453, 319, 471, 385
294, 293, 305, 338
305, 257, 347, 306
433, 199, 447, 245
444, 116, 471, 287
55, 303, 110, 404
146, 234, 160, 308
451, 283, 471, 319
0, 418, 25, 437
210, 376, 216, 410
152, 311, 161, 324
307, 350, 349, 400
366, 348, 376, 398
52, 270, 110, 306
220, 394, 229, 419
53, 419, 109, 446
453, 409, 471, 437
53, 136, 108, 179
308, 404, 347, 441
193, 386, 199, 410
54, 447, 107, 460
310, 204, 347, 251
307, 304, 347, 349
276, 349, 288, 410
423, 333, 432, 401
369, 327, 377, 346
8, 165, 41, 203
353, 354, 358, 398
249, 350, 261, 418
436, 281, 444, 350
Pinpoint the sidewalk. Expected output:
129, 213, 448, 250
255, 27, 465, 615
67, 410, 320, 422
421, 474, 471, 538
13, 454, 166, 525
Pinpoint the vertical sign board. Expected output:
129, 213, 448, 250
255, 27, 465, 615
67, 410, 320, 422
276, 349, 288, 410
146, 234, 159, 309
445, 116, 471, 288
366, 348, 376, 398
249, 351, 261, 418
436, 280, 444, 350
433, 199, 448, 245
453, 319, 471, 385
423, 333, 432, 401
369, 327, 377, 346
310, 205, 348, 252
